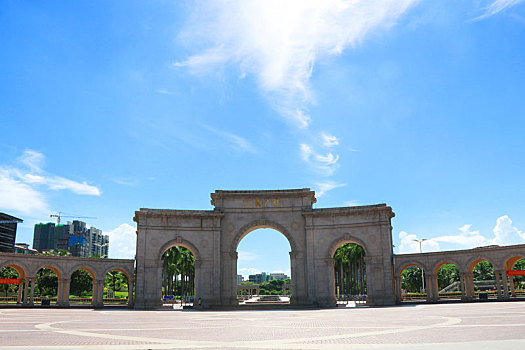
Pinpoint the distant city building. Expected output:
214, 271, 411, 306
269, 273, 289, 281
32, 220, 108, 257
0, 213, 23, 253
33, 222, 70, 251
237, 274, 244, 284
248, 272, 289, 284
14, 243, 38, 255
249, 272, 269, 284
88, 227, 109, 257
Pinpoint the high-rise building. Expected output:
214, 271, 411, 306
269, 273, 289, 281
87, 227, 109, 257
0, 213, 23, 253
248, 272, 269, 284
33, 220, 108, 257
33, 223, 56, 251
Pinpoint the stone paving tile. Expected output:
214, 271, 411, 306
0, 302, 524, 349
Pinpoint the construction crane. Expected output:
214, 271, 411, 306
50, 212, 97, 225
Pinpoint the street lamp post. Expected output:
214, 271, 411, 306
413, 239, 427, 292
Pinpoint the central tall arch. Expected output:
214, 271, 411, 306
134, 189, 396, 309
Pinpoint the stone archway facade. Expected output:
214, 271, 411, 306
0, 253, 134, 307
133, 188, 396, 309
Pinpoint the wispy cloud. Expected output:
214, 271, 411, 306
238, 250, 259, 262
315, 181, 346, 198
175, 0, 418, 128
201, 124, 257, 153
156, 88, 175, 95
397, 215, 525, 254
0, 150, 101, 216
321, 133, 339, 147
300, 143, 340, 176
112, 177, 138, 187
475, 0, 524, 20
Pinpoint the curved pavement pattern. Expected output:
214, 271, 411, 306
1, 302, 525, 349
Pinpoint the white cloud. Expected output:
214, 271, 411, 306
238, 267, 261, 279
491, 215, 525, 245
104, 223, 136, 259
398, 215, 525, 253
300, 143, 341, 176
21, 173, 100, 196
398, 231, 440, 254
431, 224, 489, 248
201, 124, 257, 153
19, 150, 45, 173
476, 0, 524, 20
176, 0, 418, 128
156, 88, 175, 95
321, 133, 339, 147
344, 200, 360, 206
0, 170, 48, 215
315, 181, 346, 198
300, 144, 313, 162
238, 250, 259, 262
0, 150, 101, 217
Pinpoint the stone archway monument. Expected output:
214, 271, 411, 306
133, 189, 396, 309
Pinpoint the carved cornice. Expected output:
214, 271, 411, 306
302, 204, 394, 218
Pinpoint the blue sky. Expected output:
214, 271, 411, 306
1, 1, 524, 277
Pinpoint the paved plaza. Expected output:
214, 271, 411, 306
1, 302, 525, 349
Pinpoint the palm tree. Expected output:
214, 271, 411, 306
333, 243, 366, 297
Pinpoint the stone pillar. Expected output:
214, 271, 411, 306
22, 278, 29, 305
431, 274, 439, 302
28, 277, 35, 306
128, 277, 134, 307
92, 279, 104, 307
56, 278, 63, 306
62, 279, 70, 307
17, 281, 23, 304
459, 273, 466, 300
468, 272, 475, 299
501, 271, 509, 299
495, 271, 503, 299
394, 275, 402, 304
425, 274, 433, 302
509, 276, 516, 297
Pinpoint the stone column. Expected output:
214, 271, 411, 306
22, 278, 29, 305
394, 275, 402, 304
17, 280, 23, 304
28, 277, 35, 306
56, 278, 63, 306
425, 274, 433, 302
92, 279, 104, 307
62, 279, 70, 307
509, 276, 516, 297
459, 273, 467, 300
128, 277, 134, 307
501, 271, 509, 299
468, 272, 475, 299
432, 274, 439, 302
495, 271, 503, 299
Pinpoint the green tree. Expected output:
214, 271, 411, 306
333, 243, 366, 296
437, 264, 459, 290
35, 268, 58, 297
401, 266, 424, 293
70, 270, 93, 297
0, 267, 19, 297
161, 246, 195, 300
104, 271, 128, 298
